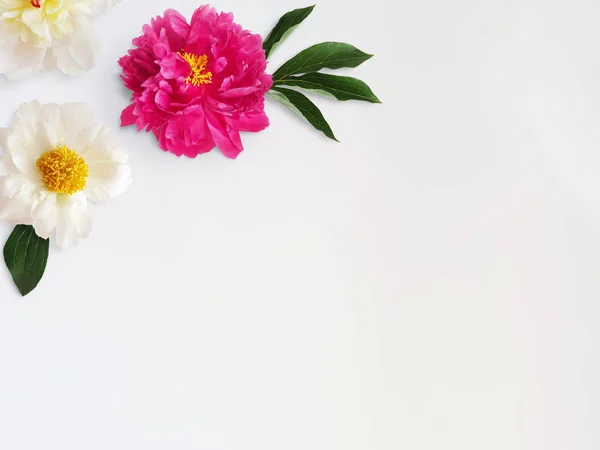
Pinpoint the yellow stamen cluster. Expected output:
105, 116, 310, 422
179, 51, 213, 86
36, 146, 89, 195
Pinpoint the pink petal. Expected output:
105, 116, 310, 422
206, 111, 243, 159
121, 104, 137, 127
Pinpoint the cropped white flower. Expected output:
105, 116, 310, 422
0, 101, 131, 249
0, 0, 120, 79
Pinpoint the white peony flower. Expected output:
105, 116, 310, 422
0, 0, 120, 79
0, 101, 131, 249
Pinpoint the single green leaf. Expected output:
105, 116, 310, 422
274, 72, 381, 103
4, 225, 49, 296
263, 5, 316, 59
269, 87, 338, 141
272, 42, 373, 81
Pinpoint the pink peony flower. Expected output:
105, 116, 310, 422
119, 6, 272, 159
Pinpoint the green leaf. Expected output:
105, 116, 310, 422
273, 72, 381, 103
4, 225, 49, 296
269, 87, 338, 141
263, 5, 315, 59
272, 42, 373, 81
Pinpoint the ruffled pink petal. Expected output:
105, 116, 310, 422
206, 111, 243, 159
158, 53, 188, 80
163, 9, 190, 47
218, 86, 260, 98
121, 104, 137, 127
232, 111, 270, 132
169, 135, 215, 158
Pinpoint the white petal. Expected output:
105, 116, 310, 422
0, 128, 37, 175
0, 154, 17, 176
76, 123, 129, 163
55, 215, 79, 250
54, 193, 90, 250
60, 103, 94, 148
14, 100, 43, 125
85, 162, 131, 204
0, 175, 41, 224
52, 17, 99, 76
73, 123, 131, 203
0, 175, 42, 199
41, 103, 66, 149
0, 196, 32, 224
31, 191, 58, 239
0, 24, 46, 80
41, 48, 58, 72
2, 101, 53, 174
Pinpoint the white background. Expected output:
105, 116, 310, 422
0, 0, 598, 449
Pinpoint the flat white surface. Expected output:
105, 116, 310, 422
0, 0, 599, 449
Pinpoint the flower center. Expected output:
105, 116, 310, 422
179, 51, 213, 87
30, 0, 42, 8
36, 146, 89, 195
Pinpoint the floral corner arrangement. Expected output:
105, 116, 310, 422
119, 4, 381, 159
0, 4, 379, 296
0, 0, 121, 79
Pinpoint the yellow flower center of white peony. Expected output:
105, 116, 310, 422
36, 146, 89, 195
0, 0, 93, 48
179, 51, 213, 86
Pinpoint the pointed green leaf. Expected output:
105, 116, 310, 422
269, 87, 338, 141
272, 42, 373, 81
4, 225, 49, 296
263, 5, 316, 59
274, 72, 381, 103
